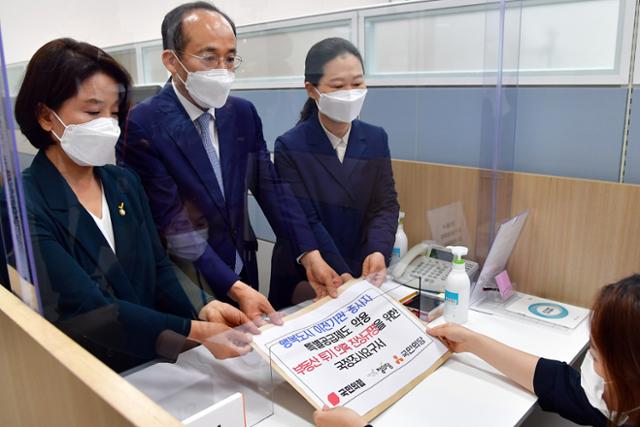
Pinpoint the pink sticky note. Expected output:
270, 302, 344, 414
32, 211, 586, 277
495, 270, 514, 300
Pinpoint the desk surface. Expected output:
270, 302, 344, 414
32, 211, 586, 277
126, 298, 589, 427
259, 304, 589, 427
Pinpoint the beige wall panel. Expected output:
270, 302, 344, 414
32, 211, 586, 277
509, 173, 640, 307
392, 161, 640, 307
391, 160, 481, 258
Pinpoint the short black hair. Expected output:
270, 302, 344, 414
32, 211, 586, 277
14, 38, 131, 150
161, 1, 236, 53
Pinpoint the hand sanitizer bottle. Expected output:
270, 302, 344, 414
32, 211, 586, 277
391, 212, 408, 265
444, 246, 470, 324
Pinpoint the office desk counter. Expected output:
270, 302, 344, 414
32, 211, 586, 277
258, 305, 589, 427
126, 300, 589, 427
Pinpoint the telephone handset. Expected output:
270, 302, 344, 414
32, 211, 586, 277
390, 241, 479, 293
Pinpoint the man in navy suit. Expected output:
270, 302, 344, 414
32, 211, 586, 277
117, 2, 340, 322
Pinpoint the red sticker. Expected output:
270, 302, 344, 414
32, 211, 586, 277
327, 392, 340, 406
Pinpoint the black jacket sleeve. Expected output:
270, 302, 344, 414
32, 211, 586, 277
533, 358, 609, 427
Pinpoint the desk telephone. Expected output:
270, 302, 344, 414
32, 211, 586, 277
390, 241, 479, 293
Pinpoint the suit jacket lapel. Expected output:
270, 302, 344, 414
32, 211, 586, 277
97, 167, 139, 286
307, 115, 371, 201
157, 84, 229, 221
307, 115, 349, 189
29, 152, 137, 301
341, 120, 367, 181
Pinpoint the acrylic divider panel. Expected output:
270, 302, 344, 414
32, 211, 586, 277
124, 332, 275, 426
0, 25, 40, 311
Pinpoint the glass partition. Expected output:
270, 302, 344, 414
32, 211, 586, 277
235, 15, 355, 88
363, 3, 500, 82
105, 46, 140, 84
124, 331, 275, 426
362, 0, 631, 85
141, 42, 168, 84
624, 0, 640, 184
0, 27, 40, 310
4, 0, 636, 425
0, 0, 511, 362
6, 63, 25, 96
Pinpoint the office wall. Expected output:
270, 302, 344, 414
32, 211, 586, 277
389, 161, 640, 309
239, 86, 629, 182
624, 86, 640, 184
10, 85, 631, 184
0, 0, 388, 64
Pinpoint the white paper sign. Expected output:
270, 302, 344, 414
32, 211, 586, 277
427, 201, 470, 247
252, 280, 449, 420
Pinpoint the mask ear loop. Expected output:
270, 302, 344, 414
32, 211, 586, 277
48, 108, 67, 142
313, 86, 324, 112
171, 51, 191, 85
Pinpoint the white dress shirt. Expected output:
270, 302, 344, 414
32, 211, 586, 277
172, 81, 220, 157
89, 188, 116, 253
318, 114, 351, 163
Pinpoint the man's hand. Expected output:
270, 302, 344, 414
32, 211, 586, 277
313, 406, 366, 427
301, 250, 341, 299
198, 300, 260, 334
228, 281, 283, 327
361, 252, 386, 286
189, 321, 253, 359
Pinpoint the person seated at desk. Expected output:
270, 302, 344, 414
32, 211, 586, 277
13, 38, 258, 372
269, 38, 400, 309
314, 274, 640, 427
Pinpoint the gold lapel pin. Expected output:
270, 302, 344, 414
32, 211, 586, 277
117, 202, 126, 217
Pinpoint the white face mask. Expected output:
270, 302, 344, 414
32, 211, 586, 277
315, 88, 367, 124
51, 111, 120, 167
581, 350, 640, 425
174, 52, 234, 109
581, 351, 611, 418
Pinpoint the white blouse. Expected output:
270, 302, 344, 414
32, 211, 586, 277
88, 188, 116, 253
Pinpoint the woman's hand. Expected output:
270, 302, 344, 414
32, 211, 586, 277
228, 281, 283, 327
313, 406, 367, 427
428, 323, 538, 392
301, 250, 342, 299
361, 252, 386, 286
189, 321, 253, 359
427, 323, 480, 353
198, 300, 261, 334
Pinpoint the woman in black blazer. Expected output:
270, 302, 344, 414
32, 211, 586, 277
314, 274, 640, 427
13, 38, 255, 372
269, 38, 399, 309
